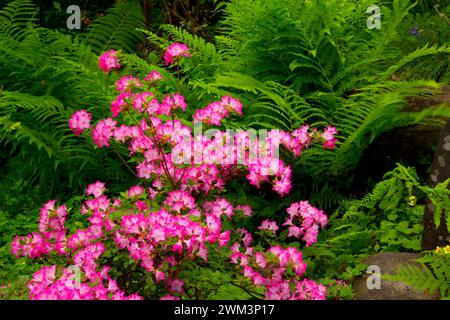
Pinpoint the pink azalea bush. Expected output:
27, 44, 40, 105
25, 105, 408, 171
11, 45, 338, 300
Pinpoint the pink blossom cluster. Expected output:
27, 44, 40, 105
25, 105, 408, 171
68, 110, 91, 135
164, 43, 191, 65
193, 96, 243, 126
229, 201, 328, 299
98, 50, 121, 73
321, 125, 338, 149
92, 118, 117, 147
77, 53, 337, 199
114, 199, 233, 293
284, 201, 328, 246
86, 181, 106, 198
11, 200, 67, 258
91, 98, 316, 197
258, 219, 279, 234
144, 70, 164, 82
109, 90, 187, 118
27, 247, 142, 300
116, 75, 142, 92
247, 158, 292, 196
230, 239, 326, 300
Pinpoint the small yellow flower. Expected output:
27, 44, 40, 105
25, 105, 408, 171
408, 195, 416, 206
435, 245, 450, 255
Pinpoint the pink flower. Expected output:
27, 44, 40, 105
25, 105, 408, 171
287, 226, 302, 238
92, 118, 116, 148
258, 219, 279, 234
321, 126, 338, 149
235, 204, 252, 217
293, 279, 327, 300
272, 176, 291, 196
192, 97, 243, 126
155, 271, 166, 282
128, 185, 145, 198
164, 43, 190, 65
98, 50, 120, 73
115, 76, 142, 92
284, 201, 328, 246
111, 92, 133, 117
221, 96, 243, 115
160, 294, 180, 300
134, 200, 148, 211
169, 279, 184, 293
254, 252, 267, 269
68, 110, 91, 135
218, 231, 230, 247
144, 70, 164, 82
86, 181, 106, 198
113, 124, 132, 143
133, 92, 153, 112
162, 93, 187, 112
164, 190, 196, 213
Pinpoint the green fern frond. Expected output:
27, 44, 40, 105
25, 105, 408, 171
386, 252, 450, 298
381, 44, 450, 78
86, 0, 145, 53
0, 0, 37, 40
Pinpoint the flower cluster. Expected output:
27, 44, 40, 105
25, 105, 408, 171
27, 248, 142, 300
144, 70, 164, 83
13, 43, 338, 300
230, 201, 328, 300
116, 76, 142, 92
98, 50, 121, 73
283, 201, 328, 246
92, 118, 117, 147
193, 96, 243, 126
435, 245, 450, 255
164, 43, 191, 65
114, 196, 234, 292
230, 239, 326, 300
321, 125, 338, 149
68, 110, 91, 136
11, 200, 67, 258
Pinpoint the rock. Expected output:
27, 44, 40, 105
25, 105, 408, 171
353, 252, 439, 300
422, 118, 450, 250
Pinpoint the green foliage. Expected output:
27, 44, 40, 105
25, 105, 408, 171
85, 0, 145, 53
399, 3, 450, 81
418, 179, 450, 233
332, 164, 437, 252
0, 0, 37, 40
301, 164, 449, 287
385, 251, 450, 299
0, 0, 448, 300
140, 23, 225, 84
0, 0, 143, 196
143, 0, 450, 208
0, 209, 40, 299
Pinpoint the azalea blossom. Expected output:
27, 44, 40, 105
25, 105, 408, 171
98, 50, 121, 73
164, 43, 191, 65
86, 181, 106, 198
144, 70, 164, 82
68, 110, 91, 135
